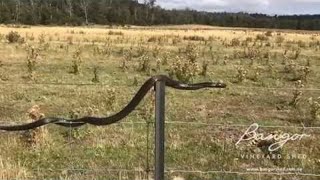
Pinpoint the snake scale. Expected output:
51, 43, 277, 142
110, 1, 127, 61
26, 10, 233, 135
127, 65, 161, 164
0, 75, 226, 131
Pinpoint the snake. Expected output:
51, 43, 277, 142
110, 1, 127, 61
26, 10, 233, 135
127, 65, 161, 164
0, 75, 226, 131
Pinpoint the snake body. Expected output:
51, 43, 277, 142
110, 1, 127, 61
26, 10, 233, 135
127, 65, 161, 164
0, 75, 226, 131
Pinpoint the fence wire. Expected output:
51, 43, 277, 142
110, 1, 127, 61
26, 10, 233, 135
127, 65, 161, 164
0, 83, 320, 179
0, 120, 319, 179
1, 82, 320, 92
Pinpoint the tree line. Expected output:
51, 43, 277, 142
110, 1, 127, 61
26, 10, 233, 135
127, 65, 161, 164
0, 0, 320, 30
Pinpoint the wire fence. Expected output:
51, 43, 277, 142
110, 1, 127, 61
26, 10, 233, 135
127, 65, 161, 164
0, 120, 318, 179
1, 82, 320, 92
0, 82, 320, 180
1, 121, 320, 129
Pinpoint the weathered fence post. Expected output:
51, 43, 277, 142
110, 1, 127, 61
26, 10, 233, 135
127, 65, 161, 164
155, 81, 165, 180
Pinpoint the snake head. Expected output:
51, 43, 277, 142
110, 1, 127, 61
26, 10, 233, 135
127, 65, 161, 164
217, 80, 227, 88
210, 80, 227, 88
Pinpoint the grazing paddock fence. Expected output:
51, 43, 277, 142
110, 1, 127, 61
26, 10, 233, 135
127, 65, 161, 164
0, 77, 320, 180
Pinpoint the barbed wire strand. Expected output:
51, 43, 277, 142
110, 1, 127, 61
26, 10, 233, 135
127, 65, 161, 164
0, 81, 319, 178
1, 121, 319, 129
1, 82, 320, 92
24, 168, 320, 177
166, 169, 320, 177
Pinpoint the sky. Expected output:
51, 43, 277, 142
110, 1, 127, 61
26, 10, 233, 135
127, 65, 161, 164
143, 0, 320, 15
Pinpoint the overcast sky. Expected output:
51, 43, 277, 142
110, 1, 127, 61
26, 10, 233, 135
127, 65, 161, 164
144, 0, 320, 15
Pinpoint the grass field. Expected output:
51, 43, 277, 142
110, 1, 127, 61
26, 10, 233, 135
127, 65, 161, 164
0, 24, 319, 180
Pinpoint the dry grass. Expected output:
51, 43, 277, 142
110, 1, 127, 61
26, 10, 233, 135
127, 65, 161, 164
0, 24, 319, 180
0, 157, 31, 179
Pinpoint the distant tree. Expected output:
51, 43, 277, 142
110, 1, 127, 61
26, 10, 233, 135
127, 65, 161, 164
79, 0, 90, 25
149, 0, 156, 24
14, 0, 21, 22
66, 0, 73, 19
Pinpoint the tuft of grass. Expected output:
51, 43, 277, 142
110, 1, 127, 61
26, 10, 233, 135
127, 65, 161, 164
0, 158, 30, 180
6, 31, 24, 43
92, 66, 100, 83
21, 105, 48, 147
71, 47, 82, 74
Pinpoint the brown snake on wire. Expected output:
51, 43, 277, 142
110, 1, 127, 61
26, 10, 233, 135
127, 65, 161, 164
0, 75, 226, 131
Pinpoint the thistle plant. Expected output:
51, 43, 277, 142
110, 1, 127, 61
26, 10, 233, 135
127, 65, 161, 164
275, 35, 285, 45
93, 43, 112, 57
132, 76, 139, 86
300, 66, 311, 83
104, 88, 116, 111
69, 109, 80, 119
38, 33, 46, 44
230, 38, 240, 46
185, 44, 199, 63
6, 31, 24, 43
93, 46, 102, 56
0, 33, 4, 40
138, 54, 151, 74
169, 55, 200, 83
306, 59, 311, 67
264, 51, 271, 65
236, 66, 248, 83
64, 44, 69, 53
201, 46, 206, 57
48, 35, 53, 42
67, 109, 93, 141
92, 66, 100, 83
152, 46, 161, 58
26, 33, 35, 41
200, 60, 209, 77
243, 47, 259, 60
250, 57, 255, 66
140, 90, 155, 122
223, 55, 228, 65
308, 97, 320, 123
289, 80, 304, 108
71, 47, 82, 74
233, 50, 241, 59
161, 52, 170, 65
156, 58, 162, 72
21, 105, 48, 147
121, 48, 134, 71
170, 44, 201, 81
172, 36, 182, 45
284, 60, 297, 74
251, 67, 261, 82
101, 43, 112, 57
26, 46, 41, 80
267, 62, 275, 78
68, 126, 93, 141
284, 48, 301, 61
136, 43, 147, 58
293, 48, 301, 60
66, 36, 73, 45
41, 42, 50, 51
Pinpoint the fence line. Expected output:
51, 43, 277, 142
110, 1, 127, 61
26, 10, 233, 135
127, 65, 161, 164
1, 120, 320, 129
0, 82, 113, 86
232, 86, 320, 92
164, 121, 320, 129
1, 82, 320, 92
0, 77, 319, 179
166, 169, 320, 177
18, 168, 320, 177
